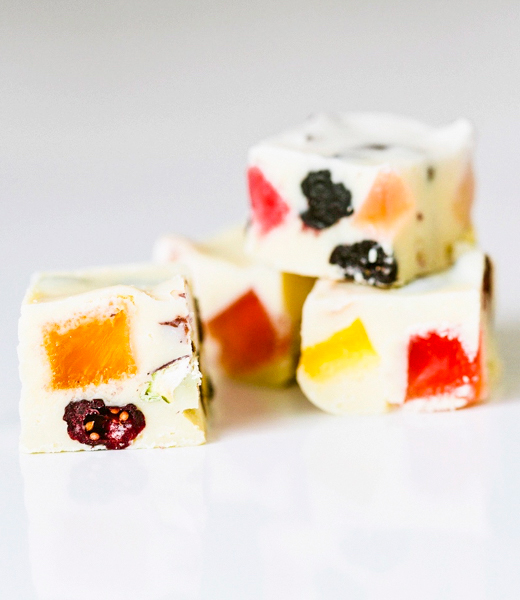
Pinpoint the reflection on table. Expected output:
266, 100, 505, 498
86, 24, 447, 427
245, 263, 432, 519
22, 447, 207, 600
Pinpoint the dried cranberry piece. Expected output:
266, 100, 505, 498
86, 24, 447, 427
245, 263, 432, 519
63, 399, 145, 450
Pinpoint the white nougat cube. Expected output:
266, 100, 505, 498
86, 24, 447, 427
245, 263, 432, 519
18, 264, 208, 453
154, 226, 314, 386
297, 247, 495, 414
246, 113, 475, 286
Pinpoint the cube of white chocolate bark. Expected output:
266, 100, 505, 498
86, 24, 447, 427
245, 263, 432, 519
154, 226, 314, 386
246, 113, 475, 286
297, 247, 495, 414
18, 264, 208, 452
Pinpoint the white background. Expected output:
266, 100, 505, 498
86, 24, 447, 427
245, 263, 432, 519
1, 1, 520, 598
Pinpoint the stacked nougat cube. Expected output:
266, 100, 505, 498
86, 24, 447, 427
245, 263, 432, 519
154, 227, 315, 387
243, 113, 495, 413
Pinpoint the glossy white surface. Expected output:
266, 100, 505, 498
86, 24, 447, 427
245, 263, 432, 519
1, 0, 520, 597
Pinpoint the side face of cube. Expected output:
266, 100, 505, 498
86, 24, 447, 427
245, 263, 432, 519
18, 264, 207, 453
245, 113, 474, 286
297, 249, 491, 414
154, 228, 315, 386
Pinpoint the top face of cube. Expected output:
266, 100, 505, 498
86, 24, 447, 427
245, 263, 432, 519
246, 113, 475, 286
154, 228, 287, 316
253, 113, 474, 167
24, 263, 188, 305
154, 227, 254, 281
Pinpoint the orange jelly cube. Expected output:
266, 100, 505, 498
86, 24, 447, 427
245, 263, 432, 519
44, 306, 137, 390
452, 165, 475, 229
406, 331, 482, 403
207, 289, 287, 375
354, 170, 414, 232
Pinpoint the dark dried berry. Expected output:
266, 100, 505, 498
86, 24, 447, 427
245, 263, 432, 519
63, 399, 145, 450
300, 170, 353, 229
482, 255, 493, 310
329, 240, 398, 287
358, 143, 389, 151
160, 316, 190, 335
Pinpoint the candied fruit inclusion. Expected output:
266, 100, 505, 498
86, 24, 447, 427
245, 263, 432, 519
44, 306, 137, 391
248, 167, 290, 235
406, 331, 482, 402
207, 289, 288, 375
354, 170, 414, 232
300, 318, 379, 380
63, 399, 145, 450
300, 170, 353, 230
281, 272, 316, 322
329, 240, 398, 286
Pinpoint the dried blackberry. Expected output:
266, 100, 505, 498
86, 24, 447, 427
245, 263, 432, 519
482, 255, 493, 310
300, 170, 353, 229
329, 240, 398, 287
63, 399, 145, 450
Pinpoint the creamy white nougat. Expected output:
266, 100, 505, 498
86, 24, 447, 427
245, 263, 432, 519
19, 264, 208, 453
246, 113, 475, 286
154, 226, 314, 386
297, 248, 495, 414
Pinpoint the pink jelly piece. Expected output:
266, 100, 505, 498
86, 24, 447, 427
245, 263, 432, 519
247, 167, 290, 235
406, 331, 482, 403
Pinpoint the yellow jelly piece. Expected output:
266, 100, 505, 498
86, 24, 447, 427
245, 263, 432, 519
183, 408, 205, 430
44, 304, 137, 390
300, 318, 379, 380
282, 272, 316, 322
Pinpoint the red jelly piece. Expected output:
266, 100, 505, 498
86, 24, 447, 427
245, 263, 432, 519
207, 289, 284, 375
247, 167, 290, 235
406, 331, 481, 403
